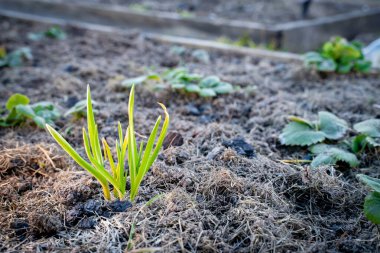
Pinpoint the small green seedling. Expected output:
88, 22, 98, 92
309, 143, 359, 168
357, 174, 380, 224
304, 36, 371, 74
46, 85, 169, 201
0, 47, 32, 68
280, 111, 348, 146
0, 93, 60, 128
121, 68, 234, 97
280, 112, 380, 168
352, 119, 380, 152
64, 99, 98, 120
28, 26, 66, 41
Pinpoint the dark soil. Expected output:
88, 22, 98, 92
49, 0, 378, 24
1, 17, 380, 252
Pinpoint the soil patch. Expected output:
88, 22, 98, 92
0, 17, 380, 252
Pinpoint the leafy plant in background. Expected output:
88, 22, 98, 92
169, 46, 210, 64
304, 36, 371, 74
0, 47, 32, 68
0, 93, 60, 128
28, 26, 66, 41
357, 174, 380, 224
280, 112, 379, 168
46, 85, 169, 201
121, 68, 234, 97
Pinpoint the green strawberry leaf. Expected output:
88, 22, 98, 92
318, 111, 348, 140
364, 191, 380, 224
199, 88, 216, 97
288, 116, 315, 128
213, 82, 233, 94
366, 137, 380, 147
185, 84, 201, 93
280, 122, 325, 146
357, 174, 380, 192
199, 76, 220, 88
354, 119, 380, 138
171, 83, 186, 89
6, 93, 30, 111
311, 146, 359, 168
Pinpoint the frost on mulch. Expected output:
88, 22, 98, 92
0, 143, 377, 252
1, 17, 380, 252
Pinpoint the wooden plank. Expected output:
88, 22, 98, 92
0, 9, 303, 62
0, 0, 379, 52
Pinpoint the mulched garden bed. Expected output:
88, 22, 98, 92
0, 17, 380, 252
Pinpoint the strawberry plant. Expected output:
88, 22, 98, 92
304, 37, 371, 74
121, 68, 234, 97
64, 99, 98, 120
279, 111, 348, 146
357, 174, 380, 224
0, 47, 32, 68
280, 112, 379, 168
28, 26, 66, 41
0, 93, 60, 128
352, 119, 380, 151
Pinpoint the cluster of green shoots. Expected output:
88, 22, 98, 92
304, 36, 371, 74
121, 68, 234, 97
46, 85, 169, 201
280, 111, 379, 168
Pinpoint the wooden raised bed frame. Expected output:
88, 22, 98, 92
1, 0, 379, 52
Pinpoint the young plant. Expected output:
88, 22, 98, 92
127, 85, 169, 201
279, 111, 348, 146
280, 112, 356, 168
357, 174, 380, 224
0, 93, 60, 128
46, 85, 169, 201
352, 119, 380, 152
304, 36, 371, 74
28, 26, 66, 41
121, 68, 234, 97
0, 47, 32, 68
280, 112, 380, 168
309, 143, 359, 168
64, 99, 98, 120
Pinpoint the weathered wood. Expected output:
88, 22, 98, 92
0, 0, 379, 52
0, 9, 302, 62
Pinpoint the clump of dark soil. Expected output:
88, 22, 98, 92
1, 17, 380, 252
